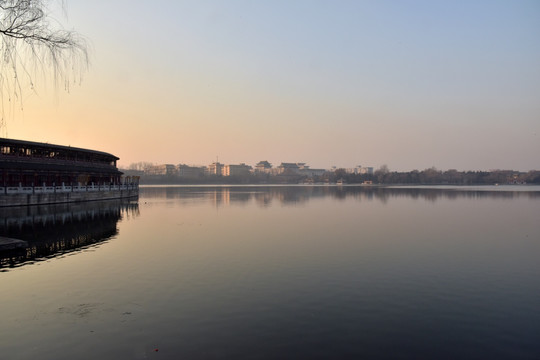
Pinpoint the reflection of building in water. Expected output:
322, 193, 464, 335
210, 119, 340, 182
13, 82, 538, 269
208, 188, 230, 207
0, 200, 139, 269
207, 188, 252, 207
254, 191, 274, 206
138, 186, 539, 209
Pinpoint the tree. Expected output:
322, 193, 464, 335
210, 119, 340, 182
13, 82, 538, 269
128, 162, 155, 171
0, 0, 88, 128
374, 164, 389, 183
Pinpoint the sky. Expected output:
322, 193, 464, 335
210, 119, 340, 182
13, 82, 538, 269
3, 0, 540, 171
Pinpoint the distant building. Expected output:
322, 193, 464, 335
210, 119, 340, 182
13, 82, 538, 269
0, 137, 126, 190
223, 163, 252, 176
145, 164, 177, 176
206, 162, 223, 176
177, 164, 205, 178
359, 167, 374, 175
255, 160, 273, 173
299, 167, 326, 177
277, 162, 325, 177
297, 163, 325, 177
345, 165, 373, 175
277, 163, 301, 174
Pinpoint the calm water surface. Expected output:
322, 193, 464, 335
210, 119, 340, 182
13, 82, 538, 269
1, 186, 539, 359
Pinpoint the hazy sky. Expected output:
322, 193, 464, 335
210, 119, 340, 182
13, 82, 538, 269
5, 0, 540, 171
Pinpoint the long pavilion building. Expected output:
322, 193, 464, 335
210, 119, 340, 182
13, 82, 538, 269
0, 138, 138, 206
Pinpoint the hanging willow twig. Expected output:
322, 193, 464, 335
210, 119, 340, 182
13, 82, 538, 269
0, 0, 88, 130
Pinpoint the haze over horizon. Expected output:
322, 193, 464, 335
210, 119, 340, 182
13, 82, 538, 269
3, 0, 539, 172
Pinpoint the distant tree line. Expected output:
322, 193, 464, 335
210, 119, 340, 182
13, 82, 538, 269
326, 167, 540, 185
122, 166, 540, 185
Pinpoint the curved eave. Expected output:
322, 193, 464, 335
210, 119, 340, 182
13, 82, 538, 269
0, 138, 119, 161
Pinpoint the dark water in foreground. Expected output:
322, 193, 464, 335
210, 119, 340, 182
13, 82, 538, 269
1, 185, 539, 359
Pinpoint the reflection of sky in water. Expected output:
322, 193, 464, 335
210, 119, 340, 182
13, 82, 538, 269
1, 186, 539, 359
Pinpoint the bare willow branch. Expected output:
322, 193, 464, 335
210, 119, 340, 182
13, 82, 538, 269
0, 0, 88, 132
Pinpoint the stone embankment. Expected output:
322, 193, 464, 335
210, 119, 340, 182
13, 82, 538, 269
0, 185, 138, 207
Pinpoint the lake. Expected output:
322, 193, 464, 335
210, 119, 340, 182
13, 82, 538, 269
1, 185, 539, 359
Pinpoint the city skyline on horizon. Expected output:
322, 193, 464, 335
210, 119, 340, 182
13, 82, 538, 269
122, 158, 537, 174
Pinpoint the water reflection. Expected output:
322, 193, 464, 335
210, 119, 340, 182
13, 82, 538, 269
141, 185, 540, 206
0, 200, 139, 269
1, 186, 539, 359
